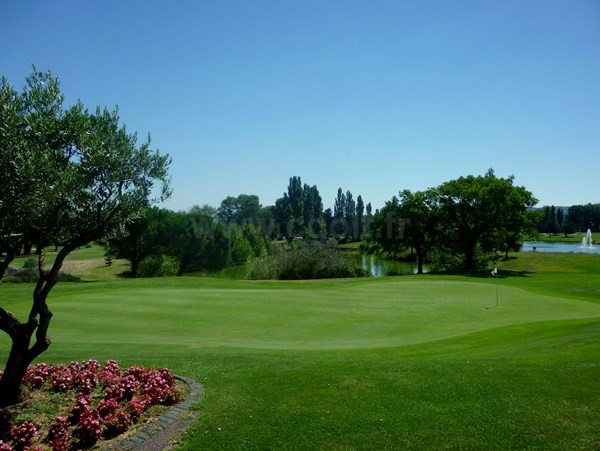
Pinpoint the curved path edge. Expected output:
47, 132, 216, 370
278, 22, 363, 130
100, 375, 203, 450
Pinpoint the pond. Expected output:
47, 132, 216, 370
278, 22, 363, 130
521, 241, 600, 254
358, 254, 427, 277
360, 239, 600, 277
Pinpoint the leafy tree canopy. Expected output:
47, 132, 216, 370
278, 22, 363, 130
0, 68, 171, 406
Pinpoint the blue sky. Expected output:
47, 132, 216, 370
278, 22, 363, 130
1, 0, 599, 211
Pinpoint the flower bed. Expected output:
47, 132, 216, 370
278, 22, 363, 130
0, 360, 184, 450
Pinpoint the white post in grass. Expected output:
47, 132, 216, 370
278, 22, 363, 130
491, 262, 498, 307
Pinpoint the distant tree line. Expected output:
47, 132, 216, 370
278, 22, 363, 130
103, 176, 373, 277
270, 176, 372, 243
535, 204, 600, 236
105, 208, 270, 278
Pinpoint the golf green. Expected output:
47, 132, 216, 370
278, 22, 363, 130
3, 277, 598, 351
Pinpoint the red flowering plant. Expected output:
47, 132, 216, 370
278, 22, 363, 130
0, 360, 184, 450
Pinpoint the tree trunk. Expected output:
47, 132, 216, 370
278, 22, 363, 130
415, 245, 424, 275
0, 298, 52, 406
0, 245, 68, 407
0, 334, 35, 406
131, 258, 139, 278
0, 248, 16, 280
464, 240, 476, 270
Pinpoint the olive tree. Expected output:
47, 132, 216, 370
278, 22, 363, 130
0, 69, 171, 406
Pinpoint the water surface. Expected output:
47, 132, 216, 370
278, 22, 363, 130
521, 241, 600, 254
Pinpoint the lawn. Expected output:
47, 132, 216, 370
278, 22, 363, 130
1, 250, 599, 449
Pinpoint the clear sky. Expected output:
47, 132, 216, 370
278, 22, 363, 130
1, 0, 599, 211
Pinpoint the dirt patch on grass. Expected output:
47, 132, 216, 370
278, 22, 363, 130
61, 258, 107, 275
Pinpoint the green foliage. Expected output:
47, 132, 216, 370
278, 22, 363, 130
106, 208, 243, 277
272, 177, 325, 240
248, 245, 370, 280
371, 169, 537, 271
231, 236, 253, 265
0, 67, 170, 405
566, 203, 600, 232
429, 243, 490, 271
22, 258, 36, 270
436, 169, 536, 269
0, 68, 171, 274
561, 221, 577, 237
137, 255, 179, 278
2, 265, 80, 283
369, 196, 404, 257
105, 207, 172, 278
218, 194, 261, 224
369, 189, 441, 273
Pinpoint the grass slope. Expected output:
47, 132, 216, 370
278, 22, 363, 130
1, 252, 599, 449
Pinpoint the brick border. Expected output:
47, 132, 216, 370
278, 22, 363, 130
100, 376, 203, 450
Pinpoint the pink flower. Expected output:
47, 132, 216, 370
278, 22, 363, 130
47, 416, 70, 451
102, 408, 132, 438
97, 398, 119, 419
69, 395, 91, 425
125, 396, 148, 422
10, 421, 38, 450
74, 407, 102, 446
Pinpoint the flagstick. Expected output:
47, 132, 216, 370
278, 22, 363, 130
491, 262, 498, 308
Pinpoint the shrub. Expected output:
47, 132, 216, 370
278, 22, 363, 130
3, 266, 38, 283
2, 265, 80, 283
137, 255, 179, 277
248, 245, 370, 280
22, 258, 36, 270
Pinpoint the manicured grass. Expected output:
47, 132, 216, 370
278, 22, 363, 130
497, 252, 600, 303
531, 233, 593, 244
1, 252, 599, 449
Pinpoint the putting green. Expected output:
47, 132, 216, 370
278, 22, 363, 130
15, 278, 598, 351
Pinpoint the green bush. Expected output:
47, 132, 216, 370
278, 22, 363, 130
22, 258, 36, 270
231, 237, 253, 265
137, 255, 179, 277
2, 266, 80, 283
248, 245, 370, 280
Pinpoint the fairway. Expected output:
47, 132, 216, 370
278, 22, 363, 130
2, 271, 600, 449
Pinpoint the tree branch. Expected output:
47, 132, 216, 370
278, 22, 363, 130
0, 247, 17, 281
0, 307, 22, 337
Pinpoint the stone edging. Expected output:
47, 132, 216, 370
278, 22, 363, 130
100, 375, 203, 450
